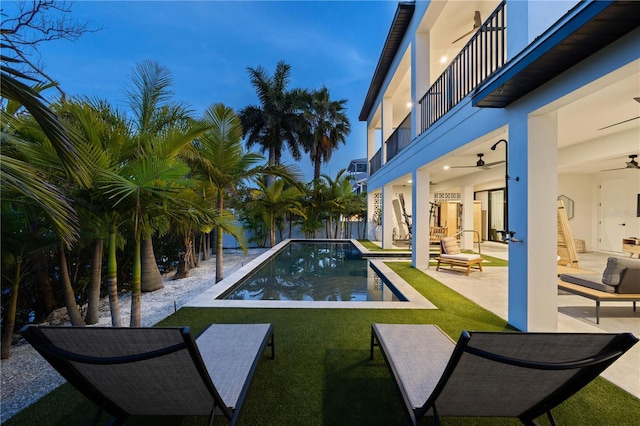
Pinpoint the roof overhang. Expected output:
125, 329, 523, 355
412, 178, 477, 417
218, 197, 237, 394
359, 2, 415, 122
472, 1, 640, 108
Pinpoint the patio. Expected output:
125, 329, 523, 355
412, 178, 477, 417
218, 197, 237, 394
415, 241, 640, 398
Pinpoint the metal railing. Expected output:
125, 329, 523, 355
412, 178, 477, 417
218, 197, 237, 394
369, 148, 382, 176
385, 113, 412, 162
419, 1, 506, 134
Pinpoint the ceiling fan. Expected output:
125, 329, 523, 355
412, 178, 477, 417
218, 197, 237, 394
451, 11, 505, 44
449, 153, 505, 170
601, 154, 640, 171
452, 11, 482, 44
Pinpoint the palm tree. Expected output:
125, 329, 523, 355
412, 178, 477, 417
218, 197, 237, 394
54, 97, 132, 326
301, 86, 351, 182
238, 60, 305, 167
321, 169, 356, 238
98, 60, 211, 326
249, 177, 305, 247
189, 103, 264, 282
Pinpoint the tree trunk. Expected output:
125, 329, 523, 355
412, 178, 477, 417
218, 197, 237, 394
215, 226, 224, 283
270, 214, 276, 247
106, 229, 122, 327
84, 238, 103, 324
130, 237, 142, 327
34, 251, 55, 319
141, 238, 163, 292
314, 155, 322, 182
189, 235, 197, 269
202, 232, 210, 260
174, 239, 192, 279
1, 259, 22, 359
58, 242, 85, 326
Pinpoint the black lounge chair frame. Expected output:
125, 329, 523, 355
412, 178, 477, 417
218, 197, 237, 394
20, 324, 274, 425
370, 323, 637, 425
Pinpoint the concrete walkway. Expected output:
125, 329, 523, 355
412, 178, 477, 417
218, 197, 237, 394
414, 241, 639, 398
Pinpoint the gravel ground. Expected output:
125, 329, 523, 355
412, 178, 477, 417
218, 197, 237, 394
0, 248, 267, 422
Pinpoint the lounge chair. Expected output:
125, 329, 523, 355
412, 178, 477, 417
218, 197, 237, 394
435, 236, 483, 275
370, 323, 637, 425
20, 323, 274, 425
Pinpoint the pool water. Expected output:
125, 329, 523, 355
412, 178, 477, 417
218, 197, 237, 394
221, 241, 404, 302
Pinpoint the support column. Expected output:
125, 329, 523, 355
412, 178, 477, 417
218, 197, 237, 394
382, 185, 394, 249
412, 168, 430, 269
508, 111, 558, 331
461, 185, 475, 250
412, 29, 430, 138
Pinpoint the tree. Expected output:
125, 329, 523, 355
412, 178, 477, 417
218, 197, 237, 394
249, 177, 305, 247
238, 60, 305, 167
99, 60, 210, 326
189, 104, 263, 282
301, 86, 351, 182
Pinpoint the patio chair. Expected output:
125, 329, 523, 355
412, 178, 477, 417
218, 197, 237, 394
370, 323, 638, 425
435, 235, 483, 275
20, 323, 275, 425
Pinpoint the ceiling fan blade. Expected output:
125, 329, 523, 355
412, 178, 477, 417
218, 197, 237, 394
452, 11, 482, 44
452, 28, 476, 44
483, 160, 505, 167
449, 164, 479, 169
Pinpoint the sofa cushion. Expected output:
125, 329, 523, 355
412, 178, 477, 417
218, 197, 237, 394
441, 237, 460, 255
601, 257, 626, 286
560, 274, 616, 293
612, 257, 640, 294
440, 253, 481, 261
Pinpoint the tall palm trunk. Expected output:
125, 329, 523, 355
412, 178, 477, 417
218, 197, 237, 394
58, 242, 85, 326
84, 238, 103, 324
215, 194, 225, 283
141, 238, 163, 292
130, 236, 142, 327
269, 209, 277, 247
1, 256, 22, 359
106, 228, 122, 326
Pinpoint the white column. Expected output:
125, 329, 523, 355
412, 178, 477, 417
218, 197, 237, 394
527, 112, 559, 331
382, 185, 394, 249
412, 29, 430, 139
508, 112, 558, 331
412, 168, 430, 270
461, 185, 475, 250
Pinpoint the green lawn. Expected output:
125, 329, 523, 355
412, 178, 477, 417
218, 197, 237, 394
6, 262, 639, 425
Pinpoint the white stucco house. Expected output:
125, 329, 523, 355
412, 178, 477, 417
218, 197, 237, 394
360, 0, 639, 331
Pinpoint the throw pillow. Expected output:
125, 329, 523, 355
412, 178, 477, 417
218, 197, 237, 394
441, 237, 461, 255
602, 257, 627, 286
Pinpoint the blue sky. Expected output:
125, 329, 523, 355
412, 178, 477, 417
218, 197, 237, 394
31, 0, 398, 181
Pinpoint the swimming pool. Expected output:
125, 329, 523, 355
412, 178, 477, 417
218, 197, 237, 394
185, 239, 435, 309
221, 241, 403, 302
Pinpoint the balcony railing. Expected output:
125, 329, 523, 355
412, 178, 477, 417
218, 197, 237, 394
369, 148, 382, 176
385, 113, 411, 162
419, 0, 506, 134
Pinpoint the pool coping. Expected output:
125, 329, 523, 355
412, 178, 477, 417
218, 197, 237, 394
184, 239, 436, 309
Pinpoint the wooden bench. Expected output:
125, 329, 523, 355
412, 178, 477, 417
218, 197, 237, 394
436, 256, 483, 276
558, 280, 640, 324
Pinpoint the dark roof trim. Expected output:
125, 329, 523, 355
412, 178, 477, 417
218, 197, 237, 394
359, 2, 415, 121
472, 1, 640, 108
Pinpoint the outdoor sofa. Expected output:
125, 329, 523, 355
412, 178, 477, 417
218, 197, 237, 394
559, 256, 640, 323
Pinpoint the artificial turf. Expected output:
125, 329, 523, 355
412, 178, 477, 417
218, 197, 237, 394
5, 262, 639, 425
